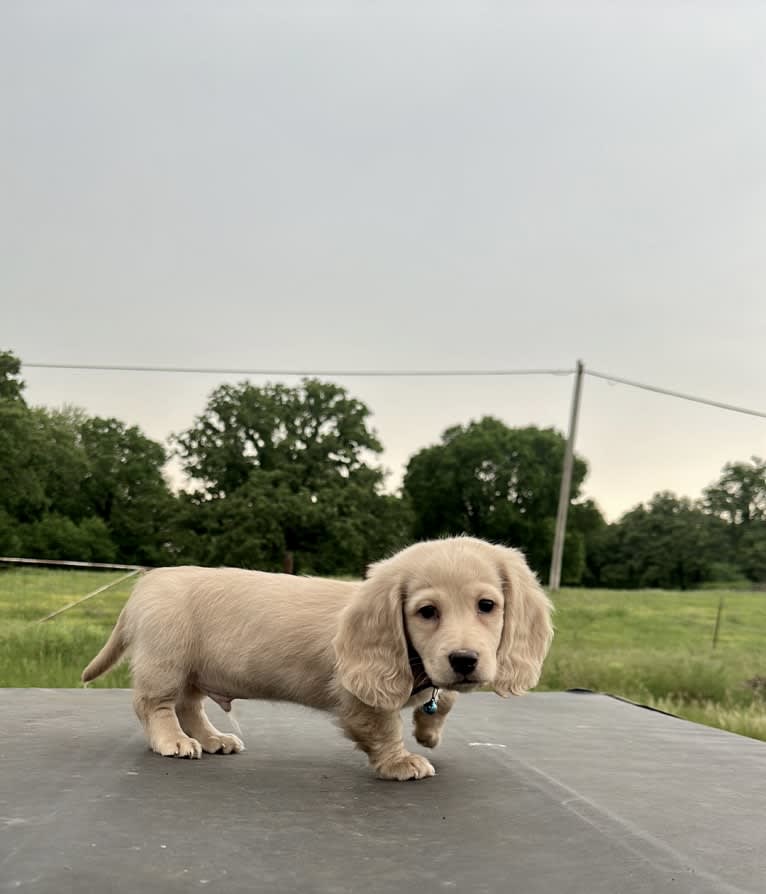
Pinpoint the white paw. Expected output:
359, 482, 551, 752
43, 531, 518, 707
153, 735, 202, 759
200, 733, 245, 755
414, 727, 441, 749
376, 753, 436, 781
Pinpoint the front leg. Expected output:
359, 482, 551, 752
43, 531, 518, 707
338, 694, 435, 781
413, 690, 457, 748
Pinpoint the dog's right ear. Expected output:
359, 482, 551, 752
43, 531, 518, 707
332, 560, 413, 711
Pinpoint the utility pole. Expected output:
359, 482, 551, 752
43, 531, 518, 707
549, 360, 585, 591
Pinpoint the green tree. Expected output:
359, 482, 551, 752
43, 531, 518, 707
704, 457, 766, 528
174, 379, 408, 574
0, 510, 22, 555
0, 403, 172, 565
402, 418, 593, 582
31, 408, 92, 522
0, 351, 175, 565
176, 379, 383, 497
78, 417, 176, 565
738, 524, 766, 583
0, 356, 50, 522
18, 513, 117, 563
0, 404, 46, 522
0, 350, 26, 403
0, 394, 94, 526
594, 492, 730, 590
703, 458, 766, 580
572, 498, 609, 586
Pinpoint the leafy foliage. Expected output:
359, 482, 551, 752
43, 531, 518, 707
704, 457, 766, 527
403, 418, 593, 582
0, 353, 174, 564
0, 350, 25, 402
590, 493, 730, 590
1, 349, 765, 586
175, 379, 382, 497
173, 378, 409, 574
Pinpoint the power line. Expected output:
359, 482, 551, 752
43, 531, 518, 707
21, 359, 766, 420
23, 361, 575, 378
585, 369, 766, 421
548, 363, 765, 590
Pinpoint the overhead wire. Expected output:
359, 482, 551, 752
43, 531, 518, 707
21, 360, 766, 419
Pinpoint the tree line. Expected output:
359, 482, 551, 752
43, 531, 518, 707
1, 350, 764, 588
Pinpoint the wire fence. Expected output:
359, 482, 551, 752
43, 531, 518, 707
0, 557, 144, 622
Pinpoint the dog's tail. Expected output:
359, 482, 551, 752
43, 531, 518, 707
81, 609, 129, 684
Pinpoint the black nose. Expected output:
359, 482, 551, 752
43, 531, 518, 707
449, 650, 479, 676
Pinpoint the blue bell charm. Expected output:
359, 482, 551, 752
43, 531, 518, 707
422, 688, 440, 715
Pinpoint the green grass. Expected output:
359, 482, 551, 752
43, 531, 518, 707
538, 587, 766, 740
1, 568, 765, 741
0, 566, 134, 688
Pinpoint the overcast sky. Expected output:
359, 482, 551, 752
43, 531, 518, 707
2, 2, 764, 521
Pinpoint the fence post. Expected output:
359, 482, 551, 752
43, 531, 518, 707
712, 594, 725, 649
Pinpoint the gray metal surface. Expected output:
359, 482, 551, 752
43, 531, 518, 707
1, 690, 764, 893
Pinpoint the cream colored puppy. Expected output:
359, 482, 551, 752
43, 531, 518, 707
82, 537, 553, 780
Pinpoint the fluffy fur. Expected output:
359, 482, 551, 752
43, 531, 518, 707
82, 537, 553, 780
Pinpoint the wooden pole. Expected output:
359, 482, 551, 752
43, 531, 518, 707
549, 360, 585, 591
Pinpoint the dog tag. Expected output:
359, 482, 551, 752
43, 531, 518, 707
422, 689, 440, 715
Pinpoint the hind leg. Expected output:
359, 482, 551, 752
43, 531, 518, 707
132, 664, 202, 759
176, 689, 245, 755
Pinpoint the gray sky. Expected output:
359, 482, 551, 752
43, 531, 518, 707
2, 2, 764, 521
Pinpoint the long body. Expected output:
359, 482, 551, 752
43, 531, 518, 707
83, 538, 553, 780
87, 567, 357, 710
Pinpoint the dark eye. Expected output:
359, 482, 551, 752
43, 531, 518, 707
417, 605, 438, 620
478, 599, 495, 614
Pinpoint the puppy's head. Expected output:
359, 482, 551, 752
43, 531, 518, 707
333, 537, 554, 710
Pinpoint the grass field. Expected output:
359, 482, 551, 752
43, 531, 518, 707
2, 566, 765, 741
0, 567, 135, 689
541, 587, 766, 741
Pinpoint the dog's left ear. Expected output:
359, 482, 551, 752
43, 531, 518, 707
332, 559, 413, 711
493, 546, 554, 697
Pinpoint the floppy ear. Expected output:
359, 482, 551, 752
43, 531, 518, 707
332, 559, 413, 711
493, 546, 554, 698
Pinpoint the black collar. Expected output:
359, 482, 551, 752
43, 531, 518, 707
407, 639, 433, 696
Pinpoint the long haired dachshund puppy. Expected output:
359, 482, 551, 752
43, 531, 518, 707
83, 537, 553, 780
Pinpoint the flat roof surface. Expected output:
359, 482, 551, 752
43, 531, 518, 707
1, 690, 764, 893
